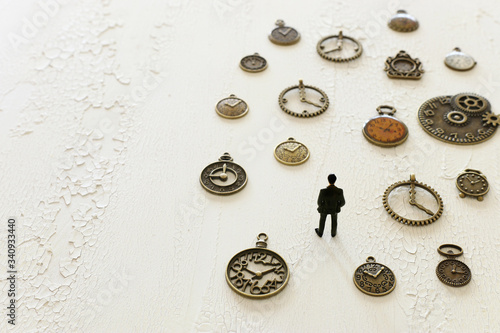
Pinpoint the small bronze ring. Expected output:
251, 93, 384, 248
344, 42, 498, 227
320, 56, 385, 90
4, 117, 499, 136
437, 244, 463, 257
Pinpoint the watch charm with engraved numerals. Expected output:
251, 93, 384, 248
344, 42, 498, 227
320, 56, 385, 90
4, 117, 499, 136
268, 19, 300, 45
200, 153, 247, 195
240, 53, 268, 72
353, 256, 396, 296
226, 233, 289, 299
436, 244, 471, 287
456, 169, 489, 201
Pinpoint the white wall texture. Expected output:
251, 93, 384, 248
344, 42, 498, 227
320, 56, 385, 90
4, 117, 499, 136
0, 0, 499, 332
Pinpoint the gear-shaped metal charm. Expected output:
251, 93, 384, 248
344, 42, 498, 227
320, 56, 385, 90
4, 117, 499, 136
451, 93, 489, 115
482, 113, 500, 127
443, 111, 469, 127
278, 80, 329, 118
382, 174, 443, 226
316, 31, 362, 62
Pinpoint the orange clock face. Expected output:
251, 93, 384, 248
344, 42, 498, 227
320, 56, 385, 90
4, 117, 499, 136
363, 116, 408, 147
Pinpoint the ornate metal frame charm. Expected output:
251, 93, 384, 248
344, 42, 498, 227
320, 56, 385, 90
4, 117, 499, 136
316, 31, 362, 62
215, 94, 249, 119
268, 19, 300, 45
384, 50, 424, 80
200, 153, 247, 195
353, 256, 396, 296
274, 138, 310, 165
388, 10, 419, 32
436, 244, 471, 287
240, 53, 267, 72
278, 80, 329, 117
226, 233, 289, 299
456, 169, 489, 201
383, 174, 443, 226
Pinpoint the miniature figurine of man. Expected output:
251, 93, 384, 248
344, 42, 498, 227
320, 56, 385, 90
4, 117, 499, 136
316, 174, 345, 237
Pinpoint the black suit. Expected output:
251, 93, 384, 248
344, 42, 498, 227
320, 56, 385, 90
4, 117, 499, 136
317, 185, 345, 237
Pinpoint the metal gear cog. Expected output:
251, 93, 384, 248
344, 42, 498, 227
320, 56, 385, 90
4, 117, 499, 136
482, 112, 500, 127
451, 93, 489, 116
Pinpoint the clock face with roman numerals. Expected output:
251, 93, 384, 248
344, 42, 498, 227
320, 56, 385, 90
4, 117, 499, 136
200, 154, 247, 195
417, 94, 497, 145
226, 247, 289, 299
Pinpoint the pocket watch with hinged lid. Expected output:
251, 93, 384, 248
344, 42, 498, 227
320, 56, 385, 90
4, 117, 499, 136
226, 233, 289, 299
436, 244, 471, 287
274, 138, 309, 165
200, 153, 247, 195
363, 105, 408, 147
456, 169, 489, 201
353, 256, 396, 296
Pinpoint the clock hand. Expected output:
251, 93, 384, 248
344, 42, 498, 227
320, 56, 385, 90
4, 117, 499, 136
409, 182, 434, 215
226, 100, 242, 108
260, 267, 277, 275
363, 270, 377, 278
243, 267, 258, 276
279, 28, 292, 36
223, 163, 226, 174
300, 98, 323, 108
288, 145, 301, 152
373, 266, 385, 278
325, 31, 344, 53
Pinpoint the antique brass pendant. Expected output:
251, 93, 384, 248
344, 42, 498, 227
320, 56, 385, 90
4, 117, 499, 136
456, 169, 489, 201
444, 48, 476, 71
388, 10, 419, 32
274, 138, 310, 165
316, 30, 362, 62
240, 53, 268, 72
418, 93, 499, 145
215, 94, 249, 119
200, 153, 247, 195
353, 257, 396, 296
278, 80, 329, 117
226, 233, 289, 299
383, 174, 443, 226
268, 20, 300, 45
436, 244, 471, 287
384, 50, 424, 79
362, 105, 409, 147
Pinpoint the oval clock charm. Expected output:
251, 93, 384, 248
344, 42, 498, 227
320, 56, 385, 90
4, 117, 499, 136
363, 105, 408, 147
274, 138, 310, 165
200, 153, 247, 195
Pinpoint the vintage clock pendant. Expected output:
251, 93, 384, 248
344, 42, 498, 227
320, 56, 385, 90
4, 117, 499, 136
383, 174, 443, 226
388, 10, 419, 32
274, 138, 310, 165
444, 48, 476, 71
268, 19, 300, 45
215, 94, 249, 119
363, 105, 409, 147
353, 256, 396, 296
226, 233, 289, 299
316, 30, 362, 62
384, 50, 424, 79
456, 169, 489, 201
240, 53, 267, 72
278, 80, 329, 118
436, 244, 471, 287
200, 153, 247, 195
418, 93, 499, 145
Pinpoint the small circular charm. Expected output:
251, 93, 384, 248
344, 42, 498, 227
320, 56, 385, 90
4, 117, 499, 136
240, 53, 267, 72
268, 19, 300, 45
444, 48, 476, 71
362, 106, 409, 147
456, 169, 489, 201
353, 256, 396, 296
200, 153, 247, 195
274, 138, 310, 165
418, 93, 499, 145
278, 80, 329, 118
383, 174, 443, 226
226, 233, 289, 299
215, 94, 249, 119
384, 50, 424, 79
388, 10, 419, 32
436, 244, 471, 287
316, 30, 362, 62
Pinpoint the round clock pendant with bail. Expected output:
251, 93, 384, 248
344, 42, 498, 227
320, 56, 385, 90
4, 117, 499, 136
436, 244, 471, 287
363, 105, 409, 147
268, 19, 300, 45
240, 53, 268, 72
353, 256, 396, 296
274, 138, 310, 165
200, 153, 247, 195
226, 233, 289, 299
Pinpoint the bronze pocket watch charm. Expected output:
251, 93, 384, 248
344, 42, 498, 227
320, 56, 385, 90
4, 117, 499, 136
226, 233, 289, 299
353, 257, 396, 296
240, 53, 267, 72
274, 138, 310, 165
200, 153, 247, 195
278, 80, 329, 117
268, 20, 300, 45
444, 48, 476, 71
215, 94, 249, 119
436, 244, 471, 287
418, 93, 499, 145
384, 50, 424, 79
456, 169, 489, 201
363, 105, 408, 147
316, 30, 362, 62
383, 174, 443, 226
388, 10, 419, 32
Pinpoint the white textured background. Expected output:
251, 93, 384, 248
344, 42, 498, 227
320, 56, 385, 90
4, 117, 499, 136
1, 0, 500, 332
